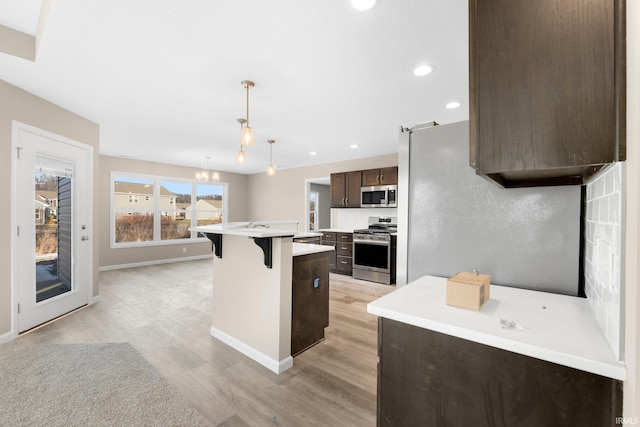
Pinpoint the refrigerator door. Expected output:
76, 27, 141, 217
401, 121, 581, 295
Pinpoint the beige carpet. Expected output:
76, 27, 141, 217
0, 341, 211, 426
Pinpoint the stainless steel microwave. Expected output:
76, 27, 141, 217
360, 185, 397, 208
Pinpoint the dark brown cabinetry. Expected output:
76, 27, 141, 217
377, 318, 622, 426
330, 171, 362, 207
361, 167, 398, 186
291, 252, 330, 356
335, 233, 353, 275
321, 232, 337, 270
321, 232, 353, 275
469, 0, 626, 188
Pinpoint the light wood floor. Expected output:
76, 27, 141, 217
17, 259, 394, 426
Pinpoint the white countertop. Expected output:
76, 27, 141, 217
367, 275, 626, 381
318, 228, 354, 234
292, 243, 334, 257
191, 223, 297, 238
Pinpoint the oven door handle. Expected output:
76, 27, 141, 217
353, 239, 390, 246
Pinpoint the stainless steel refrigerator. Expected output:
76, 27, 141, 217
397, 120, 581, 295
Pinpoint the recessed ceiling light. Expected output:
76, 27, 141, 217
350, 144, 359, 149
309, 151, 317, 156
446, 101, 462, 109
351, 0, 377, 11
413, 64, 433, 76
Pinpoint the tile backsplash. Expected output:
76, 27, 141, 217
584, 163, 624, 361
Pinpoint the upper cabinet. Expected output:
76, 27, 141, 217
362, 167, 398, 187
469, 0, 626, 188
330, 171, 362, 208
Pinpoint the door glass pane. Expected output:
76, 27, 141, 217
35, 170, 72, 302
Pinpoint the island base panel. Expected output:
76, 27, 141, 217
377, 318, 622, 427
291, 252, 330, 356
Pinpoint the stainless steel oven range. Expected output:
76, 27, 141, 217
352, 216, 397, 285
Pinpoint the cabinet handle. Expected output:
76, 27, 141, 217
341, 235, 349, 239
380, 172, 384, 183
342, 197, 345, 205
341, 246, 348, 250
341, 261, 348, 264
376, 174, 380, 184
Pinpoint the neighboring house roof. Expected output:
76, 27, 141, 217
36, 190, 57, 203
114, 182, 174, 196
35, 200, 49, 208
175, 202, 190, 210
185, 199, 222, 210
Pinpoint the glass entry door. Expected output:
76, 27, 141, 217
14, 123, 92, 333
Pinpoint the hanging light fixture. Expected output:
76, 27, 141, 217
196, 156, 211, 182
240, 80, 255, 147
267, 139, 276, 176
237, 118, 247, 164
196, 156, 220, 182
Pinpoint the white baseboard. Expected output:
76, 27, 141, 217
99, 254, 211, 271
0, 331, 14, 345
210, 326, 293, 374
90, 295, 101, 305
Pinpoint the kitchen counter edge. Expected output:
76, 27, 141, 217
367, 275, 626, 381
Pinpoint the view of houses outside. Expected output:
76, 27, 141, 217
35, 172, 72, 302
35, 175, 59, 256
113, 176, 223, 243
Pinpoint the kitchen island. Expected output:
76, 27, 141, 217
192, 223, 331, 374
367, 275, 625, 426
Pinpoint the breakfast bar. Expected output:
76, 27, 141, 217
192, 223, 332, 374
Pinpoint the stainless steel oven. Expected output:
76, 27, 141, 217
352, 217, 396, 285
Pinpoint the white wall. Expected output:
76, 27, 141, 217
624, 0, 640, 417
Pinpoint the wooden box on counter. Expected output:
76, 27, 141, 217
446, 272, 490, 311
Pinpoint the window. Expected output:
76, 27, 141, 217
111, 173, 227, 247
309, 191, 319, 231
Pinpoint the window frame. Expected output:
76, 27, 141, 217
110, 171, 228, 248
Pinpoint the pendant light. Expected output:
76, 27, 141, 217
267, 139, 276, 176
240, 80, 255, 147
237, 118, 247, 164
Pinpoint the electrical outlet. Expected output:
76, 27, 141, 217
182, 247, 187, 253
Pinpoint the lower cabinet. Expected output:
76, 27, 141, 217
377, 318, 622, 427
291, 252, 330, 356
321, 232, 353, 275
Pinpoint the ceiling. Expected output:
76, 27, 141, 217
0, 0, 469, 175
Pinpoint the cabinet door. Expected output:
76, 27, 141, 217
378, 318, 622, 426
345, 171, 361, 207
330, 173, 346, 207
470, 0, 625, 187
361, 169, 381, 186
379, 167, 398, 185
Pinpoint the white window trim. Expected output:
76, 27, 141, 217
110, 171, 228, 249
